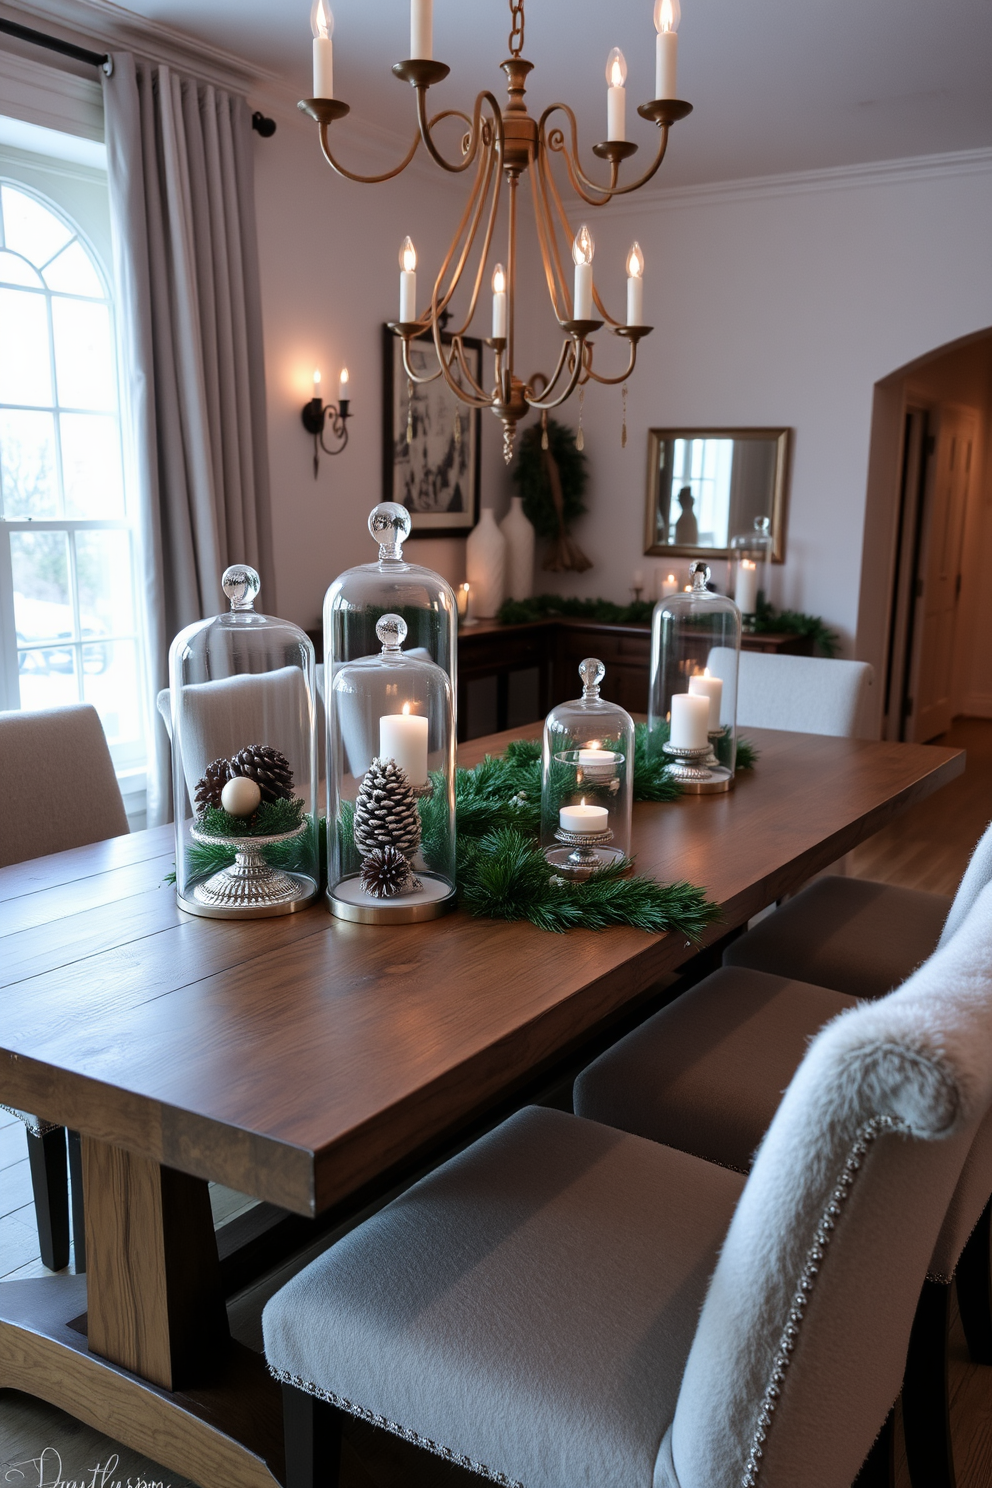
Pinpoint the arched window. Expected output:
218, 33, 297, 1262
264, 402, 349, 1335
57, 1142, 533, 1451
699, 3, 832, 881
0, 180, 143, 775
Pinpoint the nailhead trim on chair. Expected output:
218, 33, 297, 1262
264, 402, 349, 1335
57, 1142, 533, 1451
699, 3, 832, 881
740, 1114, 907, 1487
269, 1368, 525, 1488
0, 1105, 60, 1137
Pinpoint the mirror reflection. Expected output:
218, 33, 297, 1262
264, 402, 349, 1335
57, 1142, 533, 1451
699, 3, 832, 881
644, 428, 791, 560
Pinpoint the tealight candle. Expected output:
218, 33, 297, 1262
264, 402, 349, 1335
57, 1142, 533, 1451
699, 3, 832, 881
735, 558, 759, 615
560, 801, 609, 835
577, 747, 616, 782
669, 692, 710, 751
380, 704, 428, 785
688, 669, 723, 733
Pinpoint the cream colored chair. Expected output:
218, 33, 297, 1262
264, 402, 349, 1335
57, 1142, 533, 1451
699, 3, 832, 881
262, 888, 992, 1488
707, 647, 874, 738
0, 704, 128, 1273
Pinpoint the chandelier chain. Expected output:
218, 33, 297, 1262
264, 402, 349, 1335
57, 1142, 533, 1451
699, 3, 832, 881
508, 0, 525, 58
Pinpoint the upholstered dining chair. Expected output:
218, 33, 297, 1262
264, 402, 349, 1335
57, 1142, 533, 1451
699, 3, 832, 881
0, 704, 129, 1274
263, 897, 992, 1488
706, 648, 874, 738
575, 882, 992, 1488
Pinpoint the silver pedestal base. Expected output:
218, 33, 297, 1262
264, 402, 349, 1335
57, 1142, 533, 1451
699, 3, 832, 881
547, 825, 623, 881
662, 741, 735, 794
329, 871, 457, 924
183, 820, 317, 919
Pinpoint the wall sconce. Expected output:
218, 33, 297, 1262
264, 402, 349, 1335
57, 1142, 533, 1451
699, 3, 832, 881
302, 368, 352, 478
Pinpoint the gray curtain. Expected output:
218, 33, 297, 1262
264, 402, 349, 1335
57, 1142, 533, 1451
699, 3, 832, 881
102, 55, 273, 825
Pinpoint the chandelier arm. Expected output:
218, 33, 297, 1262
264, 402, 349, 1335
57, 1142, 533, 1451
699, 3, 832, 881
400, 336, 448, 385
317, 121, 421, 184
597, 125, 672, 196
436, 130, 503, 338
452, 335, 491, 401
528, 154, 566, 319
592, 282, 622, 327
539, 104, 617, 207
532, 147, 574, 319
581, 340, 638, 386
525, 339, 586, 411
525, 337, 572, 403
416, 88, 503, 175
428, 304, 493, 408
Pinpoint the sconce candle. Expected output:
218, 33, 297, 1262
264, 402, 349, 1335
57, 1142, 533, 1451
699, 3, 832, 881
654, 0, 680, 99
492, 263, 508, 339
688, 669, 723, 732
572, 226, 594, 320
410, 0, 433, 60
399, 236, 417, 322
559, 801, 609, 835
669, 692, 710, 751
606, 48, 627, 141
380, 703, 429, 787
312, 367, 322, 399
311, 0, 334, 97
338, 367, 350, 403
626, 242, 644, 326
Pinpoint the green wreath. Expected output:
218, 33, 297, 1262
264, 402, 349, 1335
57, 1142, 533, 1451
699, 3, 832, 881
513, 418, 591, 571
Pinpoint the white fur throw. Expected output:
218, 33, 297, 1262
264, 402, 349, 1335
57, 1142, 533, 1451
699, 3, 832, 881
659, 879, 992, 1488
938, 818, 992, 950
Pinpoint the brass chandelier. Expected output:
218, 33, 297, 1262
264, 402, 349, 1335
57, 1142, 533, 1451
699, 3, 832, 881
300, 0, 692, 460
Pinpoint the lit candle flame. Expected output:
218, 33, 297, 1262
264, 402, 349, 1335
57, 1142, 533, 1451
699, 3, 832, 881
606, 47, 627, 88
310, 0, 334, 39
654, 0, 681, 34
572, 224, 595, 266
627, 241, 644, 278
339, 366, 349, 388
399, 236, 417, 273
402, 702, 411, 716
492, 263, 506, 294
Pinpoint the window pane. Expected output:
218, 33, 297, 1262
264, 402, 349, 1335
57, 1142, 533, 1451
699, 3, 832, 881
0, 250, 42, 287
83, 639, 141, 745
0, 287, 51, 404
11, 530, 72, 645
52, 297, 114, 410
0, 409, 57, 517
2, 185, 71, 266
44, 240, 104, 298
76, 529, 134, 638
60, 413, 123, 518
18, 646, 79, 711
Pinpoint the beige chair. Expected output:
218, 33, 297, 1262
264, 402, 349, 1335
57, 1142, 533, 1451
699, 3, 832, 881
575, 885, 992, 1487
262, 888, 992, 1488
707, 647, 874, 738
0, 705, 129, 1274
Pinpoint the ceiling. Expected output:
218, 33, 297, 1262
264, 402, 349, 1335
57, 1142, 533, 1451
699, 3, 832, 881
85, 0, 992, 186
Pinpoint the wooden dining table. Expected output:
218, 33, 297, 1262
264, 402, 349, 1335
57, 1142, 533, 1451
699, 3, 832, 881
0, 724, 964, 1487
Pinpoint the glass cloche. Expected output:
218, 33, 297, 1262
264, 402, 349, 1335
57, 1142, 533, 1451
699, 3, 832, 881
327, 613, 456, 923
541, 658, 634, 878
730, 515, 773, 632
168, 565, 319, 918
648, 561, 741, 794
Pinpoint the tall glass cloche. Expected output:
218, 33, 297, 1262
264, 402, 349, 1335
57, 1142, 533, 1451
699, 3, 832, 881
168, 565, 319, 918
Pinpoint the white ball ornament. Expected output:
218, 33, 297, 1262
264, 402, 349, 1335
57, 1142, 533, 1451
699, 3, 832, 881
221, 775, 262, 818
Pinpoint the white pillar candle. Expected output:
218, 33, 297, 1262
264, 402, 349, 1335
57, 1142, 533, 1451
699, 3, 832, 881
659, 572, 679, 598
688, 670, 723, 732
492, 263, 507, 339
577, 748, 616, 782
560, 801, 610, 834
380, 706, 429, 786
411, 0, 433, 59
311, 0, 334, 96
572, 226, 594, 320
669, 692, 710, 751
735, 559, 759, 615
399, 237, 417, 323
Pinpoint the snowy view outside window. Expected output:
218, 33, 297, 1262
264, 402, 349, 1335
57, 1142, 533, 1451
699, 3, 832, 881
0, 180, 144, 774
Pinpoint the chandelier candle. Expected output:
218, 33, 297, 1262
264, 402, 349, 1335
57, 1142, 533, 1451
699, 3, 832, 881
311, 0, 334, 96
688, 670, 723, 732
492, 263, 508, 338
626, 242, 644, 325
410, 0, 433, 60
380, 705, 429, 787
670, 692, 710, 751
399, 237, 417, 322
573, 226, 594, 320
606, 48, 627, 141
559, 801, 609, 835
655, 0, 680, 98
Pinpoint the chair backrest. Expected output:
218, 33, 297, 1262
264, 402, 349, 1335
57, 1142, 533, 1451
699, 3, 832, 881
660, 880, 992, 1488
938, 817, 992, 950
706, 649, 874, 738
0, 705, 128, 867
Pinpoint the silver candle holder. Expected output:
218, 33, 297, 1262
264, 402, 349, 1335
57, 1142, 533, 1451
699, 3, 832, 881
663, 739, 734, 795
182, 820, 317, 919
548, 824, 622, 881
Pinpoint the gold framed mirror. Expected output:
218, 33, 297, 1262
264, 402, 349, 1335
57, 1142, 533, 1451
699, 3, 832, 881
644, 427, 791, 561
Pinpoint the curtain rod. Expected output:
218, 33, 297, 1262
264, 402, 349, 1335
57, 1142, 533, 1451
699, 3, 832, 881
0, 16, 276, 135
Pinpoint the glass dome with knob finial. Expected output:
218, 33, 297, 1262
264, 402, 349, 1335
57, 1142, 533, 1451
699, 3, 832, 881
648, 559, 740, 794
327, 611, 456, 923
541, 657, 634, 878
322, 502, 458, 710
167, 564, 319, 918
730, 514, 773, 633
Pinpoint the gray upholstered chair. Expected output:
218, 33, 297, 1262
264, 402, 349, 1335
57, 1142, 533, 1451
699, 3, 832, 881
0, 704, 129, 1273
263, 899, 992, 1488
707, 648, 874, 738
575, 884, 992, 1487
722, 819, 992, 1001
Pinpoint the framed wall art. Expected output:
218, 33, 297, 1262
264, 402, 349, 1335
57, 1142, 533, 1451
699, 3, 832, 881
382, 325, 482, 537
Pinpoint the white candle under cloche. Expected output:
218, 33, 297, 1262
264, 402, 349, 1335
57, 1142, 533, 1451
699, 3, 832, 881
669, 692, 710, 751
560, 801, 610, 834
654, 0, 680, 99
492, 263, 507, 339
578, 747, 616, 782
221, 775, 262, 817
606, 48, 627, 141
626, 242, 644, 326
572, 225, 594, 321
688, 670, 723, 732
380, 704, 429, 786
399, 236, 417, 323
311, 0, 334, 97
735, 559, 759, 614
411, 0, 433, 59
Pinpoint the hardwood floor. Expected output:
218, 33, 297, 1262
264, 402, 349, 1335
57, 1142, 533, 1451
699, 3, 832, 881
3, 718, 992, 1485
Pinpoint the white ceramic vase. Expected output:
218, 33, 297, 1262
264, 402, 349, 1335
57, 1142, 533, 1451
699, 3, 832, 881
499, 496, 535, 601
466, 507, 507, 618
